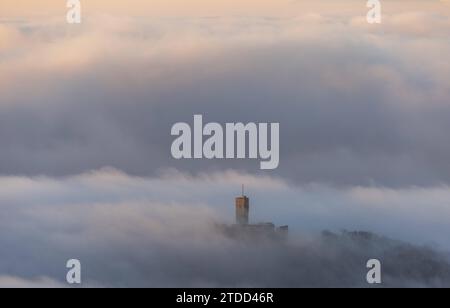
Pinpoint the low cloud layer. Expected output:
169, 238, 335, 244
0, 169, 450, 287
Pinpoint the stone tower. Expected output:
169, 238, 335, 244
236, 186, 249, 225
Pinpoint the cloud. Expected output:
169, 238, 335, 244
0, 169, 450, 287
0, 276, 65, 288
0, 24, 25, 50
1, 3, 450, 288
351, 11, 450, 36
1, 13, 450, 187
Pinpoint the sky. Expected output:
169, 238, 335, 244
1, 1, 447, 17
1, 0, 450, 287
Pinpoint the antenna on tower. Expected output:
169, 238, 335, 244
242, 184, 245, 197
